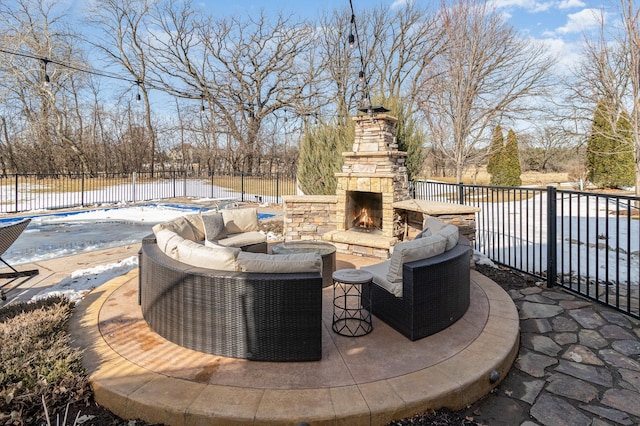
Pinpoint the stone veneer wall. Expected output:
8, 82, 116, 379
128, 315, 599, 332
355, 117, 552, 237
404, 210, 477, 243
282, 195, 336, 241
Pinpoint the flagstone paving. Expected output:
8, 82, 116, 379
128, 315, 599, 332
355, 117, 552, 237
464, 283, 640, 426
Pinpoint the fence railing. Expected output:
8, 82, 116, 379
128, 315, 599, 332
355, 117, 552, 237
413, 180, 640, 319
0, 171, 297, 214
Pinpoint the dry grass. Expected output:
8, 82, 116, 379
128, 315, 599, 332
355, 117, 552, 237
429, 169, 570, 187
0, 298, 89, 425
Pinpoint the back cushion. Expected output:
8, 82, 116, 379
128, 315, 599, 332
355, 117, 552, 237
236, 252, 321, 273
201, 212, 228, 242
154, 228, 183, 258
386, 234, 447, 284
422, 216, 446, 234
221, 208, 259, 234
183, 214, 205, 241
178, 239, 240, 271
153, 216, 198, 241
438, 224, 460, 251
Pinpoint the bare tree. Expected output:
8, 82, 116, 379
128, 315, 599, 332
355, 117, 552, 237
144, 1, 320, 173
0, 0, 93, 173
419, 0, 554, 182
85, 0, 157, 174
567, 1, 640, 195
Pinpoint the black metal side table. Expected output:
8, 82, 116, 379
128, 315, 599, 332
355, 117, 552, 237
332, 269, 374, 337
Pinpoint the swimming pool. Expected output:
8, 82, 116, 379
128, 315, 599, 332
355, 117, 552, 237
3, 204, 275, 265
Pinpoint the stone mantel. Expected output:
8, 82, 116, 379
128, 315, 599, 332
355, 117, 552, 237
392, 199, 480, 215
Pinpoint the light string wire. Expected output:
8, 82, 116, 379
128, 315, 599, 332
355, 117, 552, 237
349, 0, 373, 112
0, 47, 141, 87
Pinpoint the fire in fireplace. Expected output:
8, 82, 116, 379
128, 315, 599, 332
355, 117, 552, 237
346, 191, 382, 232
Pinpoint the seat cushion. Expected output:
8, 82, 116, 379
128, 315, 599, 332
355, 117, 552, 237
237, 252, 322, 273
361, 260, 403, 297
386, 234, 447, 284
217, 231, 266, 248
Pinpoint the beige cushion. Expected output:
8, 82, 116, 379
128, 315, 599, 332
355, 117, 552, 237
201, 212, 228, 242
422, 216, 447, 234
422, 216, 459, 251
438, 224, 460, 251
154, 228, 183, 258
386, 234, 447, 284
217, 231, 266, 248
153, 216, 198, 241
177, 239, 239, 270
361, 260, 403, 297
221, 208, 259, 234
183, 214, 205, 240
414, 227, 432, 239
237, 252, 322, 273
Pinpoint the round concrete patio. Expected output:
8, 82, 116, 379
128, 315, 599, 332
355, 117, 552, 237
69, 255, 519, 426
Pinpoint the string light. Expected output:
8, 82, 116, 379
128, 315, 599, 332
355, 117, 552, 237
348, 0, 372, 113
42, 59, 50, 87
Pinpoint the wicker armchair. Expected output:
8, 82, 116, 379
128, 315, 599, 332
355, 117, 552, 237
362, 238, 471, 341
139, 236, 323, 361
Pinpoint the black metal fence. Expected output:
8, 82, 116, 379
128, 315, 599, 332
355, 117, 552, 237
413, 180, 640, 319
0, 171, 297, 214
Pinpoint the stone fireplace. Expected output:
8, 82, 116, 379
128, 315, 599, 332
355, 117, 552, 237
323, 111, 411, 256
283, 111, 479, 259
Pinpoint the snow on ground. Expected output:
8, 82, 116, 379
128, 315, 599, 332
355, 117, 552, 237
31, 256, 139, 304
8, 202, 275, 304
4, 204, 210, 304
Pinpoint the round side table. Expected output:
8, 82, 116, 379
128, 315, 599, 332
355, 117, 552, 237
332, 269, 374, 337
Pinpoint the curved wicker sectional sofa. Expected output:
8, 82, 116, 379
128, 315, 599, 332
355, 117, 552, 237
361, 217, 471, 341
138, 208, 323, 362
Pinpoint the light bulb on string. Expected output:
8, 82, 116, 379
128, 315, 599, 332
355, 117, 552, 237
42, 59, 50, 87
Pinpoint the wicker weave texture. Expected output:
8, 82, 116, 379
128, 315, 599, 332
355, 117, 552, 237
139, 240, 323, 361
365, 240, 471, 341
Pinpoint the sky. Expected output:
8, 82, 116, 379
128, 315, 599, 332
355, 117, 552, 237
195, 0, 612, 73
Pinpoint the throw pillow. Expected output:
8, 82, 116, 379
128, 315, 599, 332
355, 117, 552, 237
201, 212, 228, 242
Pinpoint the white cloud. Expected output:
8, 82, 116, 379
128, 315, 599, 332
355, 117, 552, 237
536, 36, 583, 75
558, 0, 586, 10
489, 0, 553, 13
556, 8, 604, 34
391, 0, 412, 9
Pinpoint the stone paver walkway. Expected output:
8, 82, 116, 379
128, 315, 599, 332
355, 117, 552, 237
467, 284, 640, 426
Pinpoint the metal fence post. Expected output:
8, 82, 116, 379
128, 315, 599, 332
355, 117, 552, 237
241, 172, 245, 202
546, 185, 557, 288
275, 172, 280, 204
458, 182, 465, 205
81, 173, 85, 207
210, 172, 214, 198
172, 171, 176, 198
14, 174, 18, 213
132, 171, 137, 203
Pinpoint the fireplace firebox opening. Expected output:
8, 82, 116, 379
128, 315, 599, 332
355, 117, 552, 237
346, 191, 383, 232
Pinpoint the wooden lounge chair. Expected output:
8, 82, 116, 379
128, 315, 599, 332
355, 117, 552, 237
0, 219, 39, 300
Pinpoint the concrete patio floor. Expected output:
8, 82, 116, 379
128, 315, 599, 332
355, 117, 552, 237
58, 248, 519, 426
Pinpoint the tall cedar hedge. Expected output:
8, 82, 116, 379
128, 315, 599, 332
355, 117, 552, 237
587, 100, 635, 188
489, 126, 522, 187
297, 122, 352, 195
